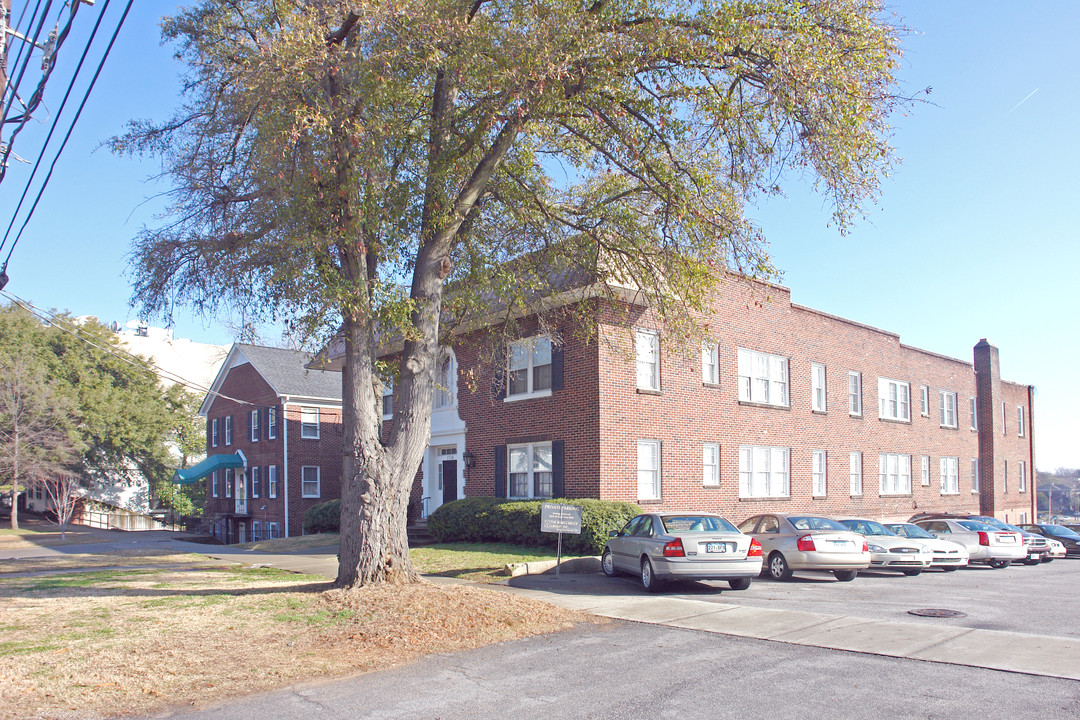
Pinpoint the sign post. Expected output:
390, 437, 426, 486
540, 502, 583, 579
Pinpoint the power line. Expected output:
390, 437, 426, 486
1, 289, 260, 409
1, 0, 133, 270
0, 0, 113, 251
0, 0, 54, 128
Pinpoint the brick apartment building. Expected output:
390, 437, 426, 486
328, 274, 1035, 527
190, 344, 344, 543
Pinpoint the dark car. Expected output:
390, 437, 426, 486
910, 513, 1049, 565
1019, 524, 1080, 557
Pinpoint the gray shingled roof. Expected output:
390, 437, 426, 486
236, 344, 342, 401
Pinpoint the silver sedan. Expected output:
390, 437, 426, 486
602, 512, 762, 592
737, 514, 871, 582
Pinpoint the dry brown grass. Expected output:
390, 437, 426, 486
0, 554, 594, 720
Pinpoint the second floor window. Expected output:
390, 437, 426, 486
940, 391, 958, 428
848, 372, 862, 416
224, 415, 233, 445
250, 409, 260, 441
635, 330, 660, 391
211, 418, 219, 447
508, 337, 552, 398
702, 341, 719, 385
738, 349, 788, 407
267, 465, 278, 498
878, 378, 910, 422
811, 363, 827, 412
300, 407, 320, 438
267, 407, 278, 439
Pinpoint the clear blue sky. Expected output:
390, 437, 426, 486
2, 2, 1077, 470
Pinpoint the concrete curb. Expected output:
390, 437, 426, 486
502, 556, 601, 577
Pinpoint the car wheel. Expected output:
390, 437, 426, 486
1040, 556, 1055, 564
640, 557, 660, 592
727, 577, 752, 591
768, 552, 793, 581
902, 569, 922, 577
989, 559, 1009, 569
833, 570, 858, 582
942, 566, 959, 572
1024, 557, 1041, 566
601, 548, 617, 577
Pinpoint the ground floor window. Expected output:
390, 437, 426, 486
878, 453, 911, 495
738, 446, 789, 499
940, 457, 959, 494
302, 466, 321, 498
269, 522, 280, 539
508, 443, 553, 499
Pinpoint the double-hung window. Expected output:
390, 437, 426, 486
435, 353, 456, 408
507, 337, 552, 398
878, 453, 911, 495
812, 450, 827, 496
703, 444, 720, 486
971, 459, 979, 493
224, 415, 233, 445
848, 372, 862, 416
811, 363, 827, 412
507, 443, 554, 499
921, 455, 930, 486
225, 469, 233, 498
637, 440, 661, 500
211, 418, 219, 447
301, 466, 321, 498
939, 457, 959, 494
1019, 460, 1028, 492
635, 330, 660, 391
267, 407, 278, 440
250, 409, 260, 441
300, 407, 320, 439
267, 465, 278, 499
1017, 406, 1025, 437
939, 391, 958, 428
738, 446, 790, 499
268, 522, 280, 540
382, 379, 394, 419
970, 397, 978, 430
251, 466, 261, 498
737, 349, 788, 407
878, 378, 911, 422
702, 341, 719, 385
211, 470, 218, 498
252, 521, 262, 542
849, 451, 863, 496
919, 385, 930, 416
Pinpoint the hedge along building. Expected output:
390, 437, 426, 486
189, 344, 344, 543
318, 271, 1036, 527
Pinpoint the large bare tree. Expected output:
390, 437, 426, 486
113, 0, 908, 587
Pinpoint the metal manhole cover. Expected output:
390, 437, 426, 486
908, 608, 967, 618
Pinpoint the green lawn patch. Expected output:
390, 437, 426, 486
410, 542, 582, 582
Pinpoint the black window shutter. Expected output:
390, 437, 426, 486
552, 440, 565, 498
551, 343, 564, 392
206, 419, 212, 448
493, 345, 507, 400
494, 445, 507, 498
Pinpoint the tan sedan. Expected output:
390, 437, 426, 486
737, 513, 871, 582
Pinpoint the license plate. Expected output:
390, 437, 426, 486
828, 540, 850, 547
706, 542, 728, 553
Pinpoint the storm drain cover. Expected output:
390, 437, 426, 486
908, 608, 967, 618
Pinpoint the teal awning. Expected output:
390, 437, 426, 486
172, 452, 245, 484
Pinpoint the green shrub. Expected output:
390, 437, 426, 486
303, 499, 341, 534
428, 497, 642, 554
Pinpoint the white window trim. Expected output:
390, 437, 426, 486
849, 451, 863, 496
703, 443, 720, 486
637, 439, 661, 500
970, 397, 978, 431
878, 453, 912, 495
505, 336, 553, 401
939, 457, 959, 495
250, 409, 260, 442
211, 470, 218, 498
811, 363, 827, 413
939, 391, 958, 429
920, 455, 931, 487
737, 348, 789, 407
224, 415, 233, 445
382, 379, 394, 420
848, 371, 862, 417
738, 445, 790, 499
971, 458, 979, 493
507, 442, 555, 499
1001, 402, 1007, 435
919, 385, 930, 417
301, 466, 321, 498
878, 378, 911, 422
812, 449, 827, 497
267, 465, 278, 499
251, 466, 261, 499
1019, 460, 1028, 492
211, 418, 219, 448
269, 522, 280, 540
702, 341, 719, 385
1017, 406, 1025, 437
267, 407, 278, 440
635, 330, 661, 392
300, 407, 320, 439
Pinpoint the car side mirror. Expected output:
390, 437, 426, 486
608, 530, 618, 538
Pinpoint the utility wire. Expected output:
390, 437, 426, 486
0, 0, 113, 249
1, 0, 134, 270
0, 0, 53, 128
1, 289, 262, 409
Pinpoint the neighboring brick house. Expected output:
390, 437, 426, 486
330, 274, 1036, 526
194, 344, 343, 543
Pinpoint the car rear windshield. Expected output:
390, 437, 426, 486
661, 515, 738, 533
957, 520, 996, 532
789, 516, 850, 532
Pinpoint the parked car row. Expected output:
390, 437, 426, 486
601, 510, 1080, 592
